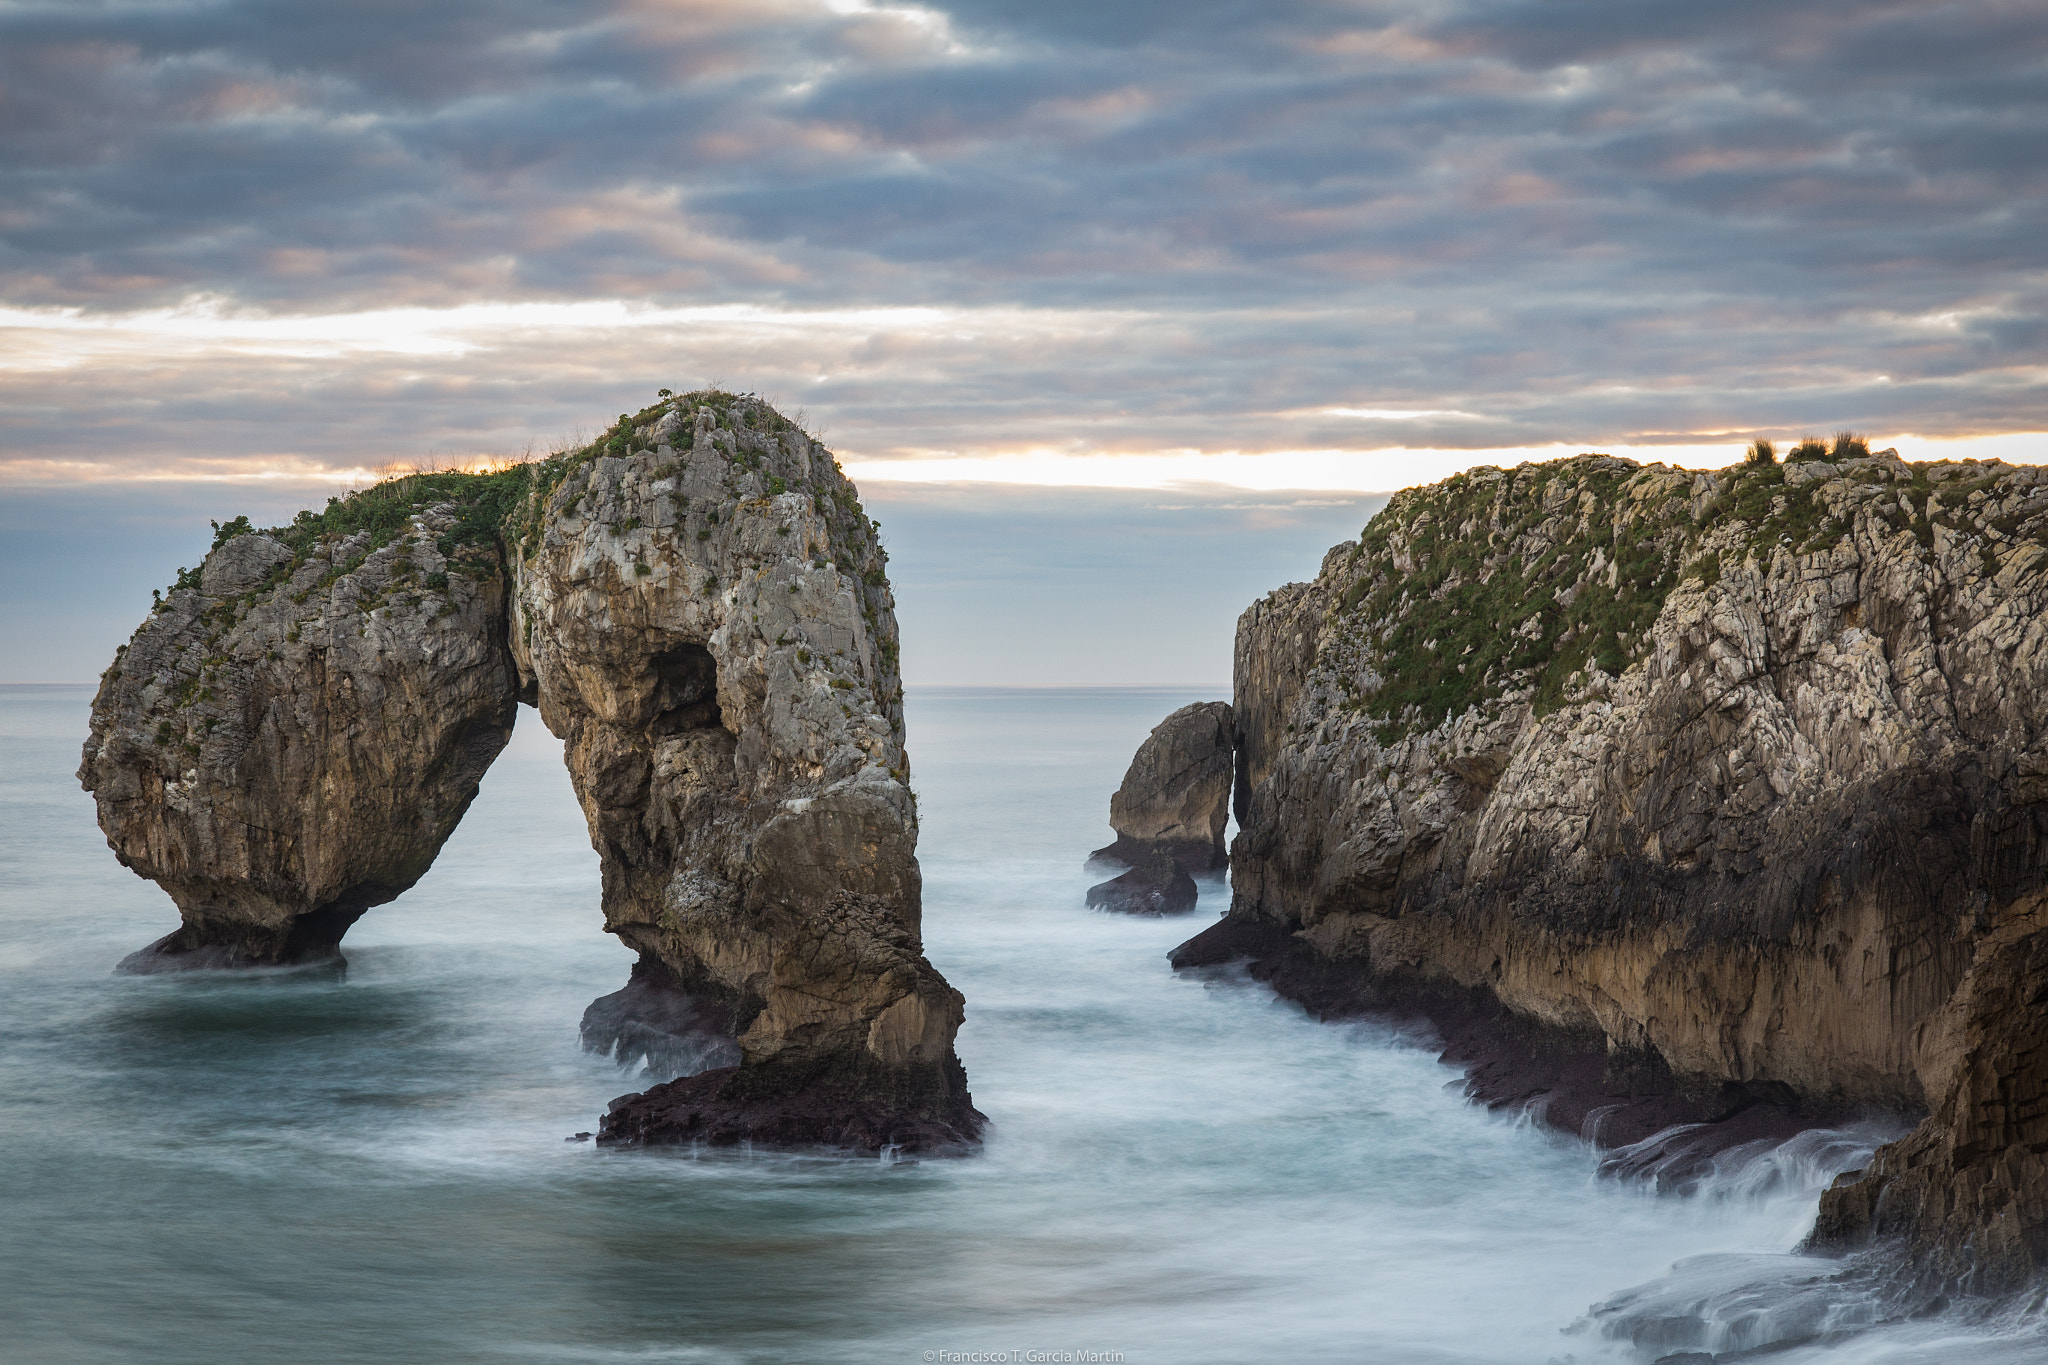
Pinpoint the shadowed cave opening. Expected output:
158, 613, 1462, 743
649, 642, 724, 736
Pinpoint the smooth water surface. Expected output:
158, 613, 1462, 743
1, 684, 2039, 1363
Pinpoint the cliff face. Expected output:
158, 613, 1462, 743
1809, 888, 2048, 1296
80, 392, 979, 1151
1192, 447, 2048, 1288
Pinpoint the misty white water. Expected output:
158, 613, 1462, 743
2, 684, 2041, 1363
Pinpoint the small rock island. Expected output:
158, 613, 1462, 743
1085, 700, 1233, 914
79, 391, 982, 1153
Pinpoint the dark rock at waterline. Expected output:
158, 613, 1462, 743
1593, 1102, 1821, 1191
580, 956, 741, 1081
1088, 836, 1227, 877
1086, 862, 1199, 915
1089, 701, 1234, 878
116, 934, 331, 975
597, 1055, 985, 1155
1169, 915, 1856, 1172
114, 905, 363, 974
1167, 913, 1293, 969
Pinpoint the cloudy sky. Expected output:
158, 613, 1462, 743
4, 0, 2046, 682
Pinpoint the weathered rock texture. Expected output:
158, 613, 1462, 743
1808, 889, 2048, 1297
513, 397, 978, 1151
1183, 446, 2048, 1292
79, 506, 519, 968
580, 955, 742, 1080
1090, 700, 1235, 875
81, 392, 980, 1152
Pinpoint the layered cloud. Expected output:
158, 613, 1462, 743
2, 0, 2045, 484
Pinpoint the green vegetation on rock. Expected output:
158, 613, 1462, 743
277, 467, 531, 563
152, 388, 888, 617
1339, 457, 1694, 740
1325, 444, 2044, 744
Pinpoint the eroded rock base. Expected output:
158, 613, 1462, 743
597, 1054, 985, 1154
1808, 913, 2048, 1299
579, 957, 741, 1081
1172, 916, 1867, 1177
114, 903, 367, 973
1088, 835, 1228, 877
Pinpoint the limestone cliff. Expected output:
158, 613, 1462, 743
81, 391, 980, 1152
1178, 443, 2048, 1291
1808, 887, 2048, 1297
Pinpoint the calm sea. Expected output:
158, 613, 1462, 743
1, 684, 2037, 1363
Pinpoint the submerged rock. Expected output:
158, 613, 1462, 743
81, 392, 981, 1153
1186, 449, 2048, 1293
580, 956, 741, 1081
1085, 857, 1199, 915
598, 1057, 978, 1153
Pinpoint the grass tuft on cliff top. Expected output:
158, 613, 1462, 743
267, 467, 534, 561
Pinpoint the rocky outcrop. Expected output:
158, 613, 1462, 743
1809, 889, 2048, 1297
1086, 700, 1231, 914
1090, 701, 1234, 874
81, 392, 981, 1152
580, 955, 741, 1080
513, 397, 979, 1151
78, 505, 519, 969
1184, 447, 2048, 1290
1085, 860, 1198, 915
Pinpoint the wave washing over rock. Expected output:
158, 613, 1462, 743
77, 391, 980, 1153
1140, 442, 2048, 1319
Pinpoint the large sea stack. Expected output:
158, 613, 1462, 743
1170, 444, 2048, 1297
79, 392, 981, 1153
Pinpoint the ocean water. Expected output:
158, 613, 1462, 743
1, 683, 2041, 1364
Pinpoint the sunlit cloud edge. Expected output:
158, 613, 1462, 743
9, 434, 2045, 498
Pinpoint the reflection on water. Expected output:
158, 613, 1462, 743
0, 684, 2038, 1363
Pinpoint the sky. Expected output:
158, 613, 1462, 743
4, 0, 2046, 682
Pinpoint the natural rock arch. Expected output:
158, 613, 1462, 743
79, 392, 981, 1152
